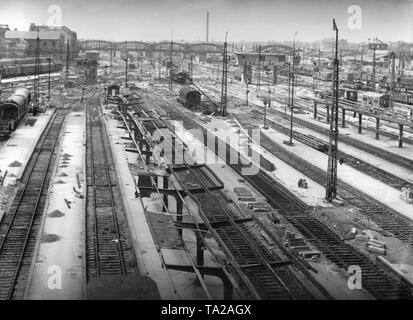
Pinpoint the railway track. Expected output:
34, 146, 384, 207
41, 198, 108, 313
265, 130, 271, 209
251, 111, 413, 191
0, 109, 67, 300
176, 82, 412, 190
234, 112, 413, 245
149, 96, 412, 299
194, 186, 314, 299
246, 171, 412, 300
202, 83, 413, 170
85, 91, 137, 281
128, 98, 317, 300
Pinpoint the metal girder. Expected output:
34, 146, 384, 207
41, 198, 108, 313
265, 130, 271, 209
78, 40, 226, 54
175, 218, 254, 231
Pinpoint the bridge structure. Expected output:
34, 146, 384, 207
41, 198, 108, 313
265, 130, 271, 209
260, 44, 293, 55
78, 40, 294, 56
78, 40, 230, 55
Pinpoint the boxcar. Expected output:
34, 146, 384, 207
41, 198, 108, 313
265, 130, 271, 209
393, 91, 413, 106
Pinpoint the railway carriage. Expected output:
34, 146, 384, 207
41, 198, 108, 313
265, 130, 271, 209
20, 64, 36, 76
178, 87, 201, 110
359, 92, 390, 113
0, 88, 31, 131
0, 65, 18, 77
0, 59, 63, 79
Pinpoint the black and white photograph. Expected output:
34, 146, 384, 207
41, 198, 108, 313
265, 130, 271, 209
0, 0, 412, 309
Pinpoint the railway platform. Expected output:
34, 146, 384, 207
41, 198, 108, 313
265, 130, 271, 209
313, 98, 412, 148
26, 111, 86, 299
104, 104, 217, 299
0, 110, 53, 222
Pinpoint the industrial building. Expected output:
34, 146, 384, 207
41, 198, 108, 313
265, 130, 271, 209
2, 23, 77, 60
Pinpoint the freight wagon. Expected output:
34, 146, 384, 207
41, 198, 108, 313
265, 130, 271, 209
0, 59, 63, 79
295, 65, 314, 77
0, 88, 31, 138
360, 92, 390, 113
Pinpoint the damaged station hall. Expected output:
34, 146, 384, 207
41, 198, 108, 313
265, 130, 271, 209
0, 0, 413, 303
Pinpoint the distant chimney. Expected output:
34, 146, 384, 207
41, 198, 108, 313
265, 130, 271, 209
206, 11, 209, 42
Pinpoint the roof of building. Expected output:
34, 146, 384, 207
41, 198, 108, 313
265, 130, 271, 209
5, 30, 61, 40
31, 24, 76, 34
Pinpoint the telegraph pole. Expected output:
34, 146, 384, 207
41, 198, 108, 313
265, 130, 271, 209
360, 42, 364, 80
47, 57, 51, 101
257, 45, 261, 92
33, 27, 40, 115
263, 85, 270, 129
372, 38, 377, 91
158, 54, 161, 78
189, 54, 193, 82
220, 32, 228, 117
103, 65, 108, 85
110, 43, 113, 68
326, 19, 340, 201
246, 81, 249, 107
124, 56, 129, 88
289, 31, 297, 145
65, 39, 69, 87
286, 62, 291, 115
81, 87, 85, 103
245, 61, 249, 107
390, 51, 396, 108
169, 28, 173, 91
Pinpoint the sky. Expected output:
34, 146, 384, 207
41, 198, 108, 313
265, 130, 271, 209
0, 0, 412, 43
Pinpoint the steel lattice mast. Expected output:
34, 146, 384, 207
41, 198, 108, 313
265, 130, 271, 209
220, 32, 228, 117
325, 19, 340, 201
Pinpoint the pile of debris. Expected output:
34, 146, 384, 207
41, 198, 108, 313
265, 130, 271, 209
355, 232, 387, 255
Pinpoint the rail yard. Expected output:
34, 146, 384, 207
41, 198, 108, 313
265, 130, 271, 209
0, 0, 413, 306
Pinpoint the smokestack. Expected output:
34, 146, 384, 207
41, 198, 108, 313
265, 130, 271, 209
407, 1, 413, 43
206, 11, 209, 42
